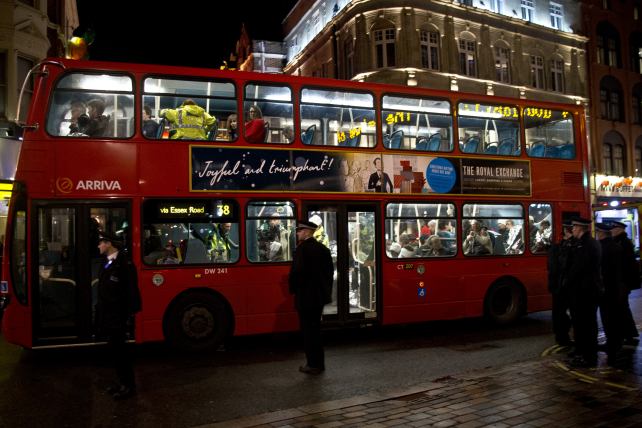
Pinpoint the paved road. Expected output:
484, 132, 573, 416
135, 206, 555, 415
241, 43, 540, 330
0, 290, 639, 428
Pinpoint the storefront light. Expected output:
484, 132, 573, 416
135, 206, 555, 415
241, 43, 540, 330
610, 200, 620, 207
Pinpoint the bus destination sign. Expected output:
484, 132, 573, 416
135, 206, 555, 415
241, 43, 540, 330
147, 199, 236, 222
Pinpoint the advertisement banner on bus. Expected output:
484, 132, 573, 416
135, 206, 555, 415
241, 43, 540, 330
190, 147, 531, 196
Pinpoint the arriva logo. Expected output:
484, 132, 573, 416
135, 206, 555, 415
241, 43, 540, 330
56, 177, 122, 193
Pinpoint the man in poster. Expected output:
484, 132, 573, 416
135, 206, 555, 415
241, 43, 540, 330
367, 157, 393, 193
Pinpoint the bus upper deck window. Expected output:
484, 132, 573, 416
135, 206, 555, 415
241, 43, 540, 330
244, 84, 293, 144
300, 88, 376, 148
381, 95, 453, 152
143, 77, 236, 142
457, 102, 521, 157
46, 73, 135, 139
524, 108, 575, 159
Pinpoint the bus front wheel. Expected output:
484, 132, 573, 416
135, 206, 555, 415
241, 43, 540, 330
164, 291, 230, 351
484, 280, 525, 325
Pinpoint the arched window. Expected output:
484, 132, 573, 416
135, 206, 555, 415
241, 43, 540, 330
371, 19, 396, 69
603, 130, 627, 175
459, 32, 477, 77
494, 41, 511, 83
550, 55, 564, 92
596, 21, 621, 67
600, 76, 624, 121
420, 26, 440, 71
635, 136, 642, 176
632, 83, 642, 124
630, 32, 642, 73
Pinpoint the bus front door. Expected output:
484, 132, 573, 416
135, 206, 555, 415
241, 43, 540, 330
304, 204, 379, 324
33, 202, 129, 345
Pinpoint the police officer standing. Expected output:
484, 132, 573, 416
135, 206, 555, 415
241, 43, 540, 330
96, 232, 141, 400
289, 220, 334, 375
566, 217, 602, 367
595, 222, 626, 365
609, 220, 640, 345
547, 221, 575, 346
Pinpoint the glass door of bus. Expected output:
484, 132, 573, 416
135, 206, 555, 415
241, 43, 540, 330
304, 204, 378, 324
33, 201, 129, 344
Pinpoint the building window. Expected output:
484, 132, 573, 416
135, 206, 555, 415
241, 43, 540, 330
374, 28, 396, 68
550, 2, 563, 30
603, 142, 627, 175
530, 55, 544, 89
459, 39, 477, 76
420, 30, 440, 70
635, 145, 642, 176
550, 58, 564, 92
491, 0, 504, 13
494, 46, 510, 83
344, 38, 354, 79
609, 91, 621, 120
521, 0, 534, 22
597, 22, 621, 67
633, 92, 642, 124
598, 83, 625, 122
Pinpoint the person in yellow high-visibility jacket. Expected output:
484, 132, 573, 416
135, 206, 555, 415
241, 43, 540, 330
160, 99, 217, 140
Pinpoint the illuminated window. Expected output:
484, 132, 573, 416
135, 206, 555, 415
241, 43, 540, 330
459, 39, 477, 76
420, 30, 440, 70
530, 55, 545, 89
344, 38, 354, 78
550, 2, 563, 30
521, 0, 534, 22
550, 58, 564, 92
494, 46, 511, 83
374, 28, 396, 68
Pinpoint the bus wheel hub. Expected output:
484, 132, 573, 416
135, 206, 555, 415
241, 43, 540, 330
182, 307, 215, 339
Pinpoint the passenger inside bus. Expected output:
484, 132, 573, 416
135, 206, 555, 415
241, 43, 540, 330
256, 214, 294, 261
66, 100, 87, 136
226, 114, 238, 140
245, 105, 266, 143
160, 99, 217, 140
142, 104, 159, 138
82, 98, 111, 137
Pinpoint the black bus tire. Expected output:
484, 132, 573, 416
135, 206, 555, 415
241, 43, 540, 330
483, 280, 525, 325
164, 291, 230, 351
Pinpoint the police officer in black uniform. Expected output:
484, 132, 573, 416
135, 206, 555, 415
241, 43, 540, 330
96, 232, 141, 399
547, 221, 575, 346
595, 222, 627, 364
566, 217, 602, 367
609, 220, 640, 345
289, 220, 334, 375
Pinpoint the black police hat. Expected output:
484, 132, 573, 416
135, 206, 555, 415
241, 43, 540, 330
608, 220, 627, 229
595, 222, 613, 232
295, 220, 318, 231
98, 232, 123, 246
571, 217, 592, 227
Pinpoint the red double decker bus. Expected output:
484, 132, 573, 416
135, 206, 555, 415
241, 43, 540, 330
0, 58, 590, 350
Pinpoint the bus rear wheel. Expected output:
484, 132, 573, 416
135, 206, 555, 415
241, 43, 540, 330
165, 291, 229, 351
484, 280, 524, 325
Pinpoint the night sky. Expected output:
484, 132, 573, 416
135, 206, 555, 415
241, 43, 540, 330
75, 0, 298, 69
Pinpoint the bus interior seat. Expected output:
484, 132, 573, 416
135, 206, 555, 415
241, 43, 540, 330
559, 143, 575, 159
388, 129, 404, 149
529, 141, 546, 157
462, 136, 480, 153
427, 133, 441, 151
207, 122, 218, 140
545, 145, 561, 158
301, 124, 316, 144
498, 139, 515, 155
156, 118, 168, 139
347, 134, 360, 147
484, 143, 498, 154
415, 136, 428, 150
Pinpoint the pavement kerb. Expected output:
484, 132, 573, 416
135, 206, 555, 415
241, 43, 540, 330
197, 381, 449, 428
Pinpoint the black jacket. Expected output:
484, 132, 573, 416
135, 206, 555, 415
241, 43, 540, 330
289, 238, 334, 311
567, 232, 602, 299
96, 251, 141, 330
613, 233, 640, 290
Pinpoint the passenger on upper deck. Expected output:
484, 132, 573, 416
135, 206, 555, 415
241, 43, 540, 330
160, 99, 217, 140
66, 100, 87, 136
142, 105, 159, 138
226, 114, 238, 141
245, 105, 266, 143
82, 98, 111, 137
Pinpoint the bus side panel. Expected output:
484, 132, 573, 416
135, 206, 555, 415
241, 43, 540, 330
244, 265, 298, 334
1, 302, 33, 348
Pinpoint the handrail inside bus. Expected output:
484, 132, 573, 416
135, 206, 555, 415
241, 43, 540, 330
14, 59, 67, 131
